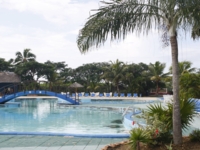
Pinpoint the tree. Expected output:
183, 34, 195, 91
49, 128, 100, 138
77, 0, 200, 144
14, 49, 36, 65
149, 61, 169, 95
179, 73, 200, 99
0, 58, 14, 72
101, 59, 125, 94
124, 63, 153, 95
14, 61, 46, 81
74, 63, 104, 86
170, 61, 196, 75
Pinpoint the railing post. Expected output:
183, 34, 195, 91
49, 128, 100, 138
14, 83, 16, 98
3, 88, 5, 99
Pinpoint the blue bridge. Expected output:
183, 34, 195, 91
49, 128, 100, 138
0, 81, 80, 105
0, 90, 79, 104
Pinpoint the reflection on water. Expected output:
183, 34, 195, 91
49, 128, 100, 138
0, 99, 125, 134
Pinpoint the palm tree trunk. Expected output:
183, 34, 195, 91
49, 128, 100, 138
156, 82, 159, 96
170, 35, 182, 144
116, 82, 120, 94
137, 141, 140, 150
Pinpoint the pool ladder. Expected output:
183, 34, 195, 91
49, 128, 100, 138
122, 106, 130, 116
122, 106, 141, 116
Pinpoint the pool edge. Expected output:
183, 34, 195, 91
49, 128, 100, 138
0, 132, 130, 138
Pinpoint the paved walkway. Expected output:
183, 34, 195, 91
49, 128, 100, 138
0, 135, 127, 150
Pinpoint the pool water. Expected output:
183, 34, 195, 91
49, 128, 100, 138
0, 99, 126, 134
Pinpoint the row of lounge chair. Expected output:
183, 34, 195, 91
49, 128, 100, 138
61, 92, 139, 97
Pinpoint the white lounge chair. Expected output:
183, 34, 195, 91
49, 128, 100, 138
95, 92, 99, 97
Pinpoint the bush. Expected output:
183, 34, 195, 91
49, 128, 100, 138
189, 129, 200, 142
139, 98, 196, 146
129, 128, 150, 150
146, 98, 196, 132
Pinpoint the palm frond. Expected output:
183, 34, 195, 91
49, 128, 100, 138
77, 0, 163, 52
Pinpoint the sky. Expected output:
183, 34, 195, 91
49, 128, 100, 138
0, 0, 199, 71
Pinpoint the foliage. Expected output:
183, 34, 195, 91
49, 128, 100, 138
141, 98, 196, 146
165, 142, 173, 150
73, 62, 106, 90
141, 111, 172, 145
148, 61, 169, 95
77, 0, 200, 144
77, 0, 200, 52
129, 128, 150, 150
101, 59, 125, 93
137, 99, 195, 146
87, 82, 101, 91
14, 61, 47, 81
14, 49, 36, 65
179, 73, 200, 99
169, 61, 196, 75
0, 58, 14, 72
189, 129, 200, 142
146, 99, 196, 132
124, 63, 154, 95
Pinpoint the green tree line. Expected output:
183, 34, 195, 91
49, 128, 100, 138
1, 49, 200, 97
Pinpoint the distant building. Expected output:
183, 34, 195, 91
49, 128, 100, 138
150, 88, 169, 95
0, 72, 21, 93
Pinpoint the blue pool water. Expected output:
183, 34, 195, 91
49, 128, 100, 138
0, 99, 127, 134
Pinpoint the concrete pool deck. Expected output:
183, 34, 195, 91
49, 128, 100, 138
0, 135, 127, 150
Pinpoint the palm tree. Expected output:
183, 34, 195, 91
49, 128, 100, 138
14, 49, 36, 65
87, 82, 100, 91
77, 0, 200, 144
101, 59, 124, 94
169, 61, 196, 75
149, 61, 169, 96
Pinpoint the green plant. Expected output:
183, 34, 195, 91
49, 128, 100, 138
129, 128, 150, 150
146, 98, 196, 132
189, 129, 200, 142
167, 98, 196, 131
165, 142, 173, 150
141, 98, 196, 145
141, 113, 172, 145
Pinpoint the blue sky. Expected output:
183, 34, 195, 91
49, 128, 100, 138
0, 0, 199, 71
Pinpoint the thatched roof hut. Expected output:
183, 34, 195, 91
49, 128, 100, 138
0, 72, 21, 83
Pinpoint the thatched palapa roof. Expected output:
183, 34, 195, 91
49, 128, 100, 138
69, 82, 83, 88
0, 72, 21, 83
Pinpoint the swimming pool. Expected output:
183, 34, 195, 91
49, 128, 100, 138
0, 99, 132, 137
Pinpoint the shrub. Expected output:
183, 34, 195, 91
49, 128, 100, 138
189, 129, 200, 142
142, 113, 172, 145
146, 98, 196, 132
139, 98, 196, 145
129, 128, 150, 150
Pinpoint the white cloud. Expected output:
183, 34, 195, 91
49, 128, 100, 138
0, 0, 98, 26
0, 0, 199, 71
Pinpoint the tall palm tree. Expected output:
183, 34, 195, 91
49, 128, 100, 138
101, 59, 124, 94
14, 49, 36, 65
169, 61, 196, 75
77, 0, 200, 144
149, 61, 169, 96
87, 82, 100, 91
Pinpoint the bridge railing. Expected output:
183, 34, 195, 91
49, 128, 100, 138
0, 81, 80, 104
